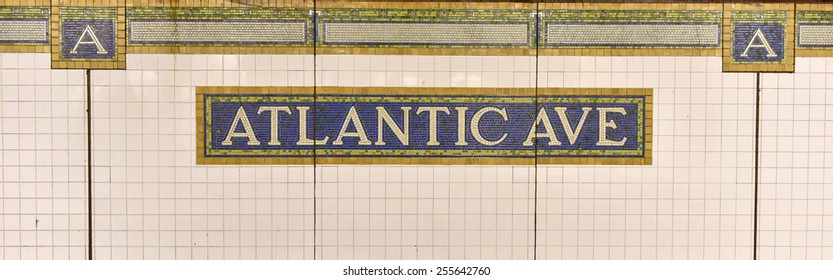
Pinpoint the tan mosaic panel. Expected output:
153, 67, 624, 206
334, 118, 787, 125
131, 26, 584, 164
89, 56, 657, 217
538, 2, 722, 57
795, 3, 833, 57
722, 3, 795, 73
50, 0, 126, 69
316, 1, 537, 56
0, 0, 51, 53
127, 0, 314, 55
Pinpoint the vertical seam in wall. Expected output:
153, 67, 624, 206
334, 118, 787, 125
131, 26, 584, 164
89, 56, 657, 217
753, 72, 761, 260
312, 0, 318, 261
86, 69, 93, 260
533, 1, 540, 261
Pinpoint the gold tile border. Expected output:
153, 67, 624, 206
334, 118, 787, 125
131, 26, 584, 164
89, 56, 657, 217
795, 3, 833, 57
0, 1, 51, 53
537, 2, 723, 57
50, 0, 126, 69
196, 86, 652, 166
722, 3, 795, 72
315, 1, 537, 56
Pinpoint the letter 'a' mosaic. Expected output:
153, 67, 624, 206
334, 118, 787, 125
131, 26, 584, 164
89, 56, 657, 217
723, 3, 794, 72
51, 1, 126, 69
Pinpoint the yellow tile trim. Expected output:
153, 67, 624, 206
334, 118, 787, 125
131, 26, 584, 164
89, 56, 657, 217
539, 2, 722, 11
318, 1, 534, 10
537, 48, 720, 57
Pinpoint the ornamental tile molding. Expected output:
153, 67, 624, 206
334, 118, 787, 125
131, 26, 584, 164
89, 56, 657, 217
1, 1, 832, 72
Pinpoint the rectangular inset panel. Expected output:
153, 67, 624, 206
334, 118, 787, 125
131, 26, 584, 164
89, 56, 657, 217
544, 22, 719, 47
797, 24, 833, 47
316, 1, 537, 55
321, 21, 529, 47
796, 7, 833, 56
125, 6, 314, 54
128, 20, 307, 45
196, 87, 651, 165
538, 4, 723, 56
0, 5, 50, 52
0, 18, 49, 43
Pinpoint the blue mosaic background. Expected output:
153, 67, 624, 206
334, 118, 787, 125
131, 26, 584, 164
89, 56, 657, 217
206, 95, 642, 158
732, 23, 785, 63
60, 19, 116, 59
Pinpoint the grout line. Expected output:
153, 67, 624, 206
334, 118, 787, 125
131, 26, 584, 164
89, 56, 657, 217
86, 68, 93, 260
753, 72, 761, 260
312, 1, 318, 260
533, 3, 539, 261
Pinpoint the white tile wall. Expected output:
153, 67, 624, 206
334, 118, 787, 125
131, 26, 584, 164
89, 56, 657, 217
89, 55, 315, 259
315, 55, 535, 259
0, 53, 88, 259
2, 53, 833, 260
537, 56, 756, 259
758, 58, 833, 259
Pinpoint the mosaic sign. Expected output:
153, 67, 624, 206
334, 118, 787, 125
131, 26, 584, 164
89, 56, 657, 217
723, 3, 794, 72
196, 87, 652, 165
52, 5, 125, 69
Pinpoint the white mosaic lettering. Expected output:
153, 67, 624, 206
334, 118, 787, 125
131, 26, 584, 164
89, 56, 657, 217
741, 28, 777, 58
333, 106, 371, 146
71, 25, 107, 54
222, 106, 261, 146
470, 107, 508, 146
597, 107, 628, 146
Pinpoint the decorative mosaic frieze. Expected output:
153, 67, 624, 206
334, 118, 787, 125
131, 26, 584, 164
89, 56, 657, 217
723, 3, 794, 72
541, 10, 722, 48
196, 87, 652, 165
321, 21, 529, 47
51, 3, 125, 69
796, 8, 833, 56
315, 7, 537, 55
126, 7, 313, 49
0, 6, 50, 52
